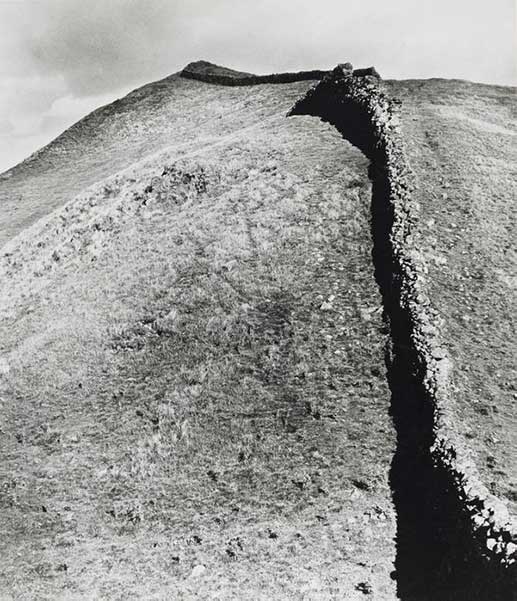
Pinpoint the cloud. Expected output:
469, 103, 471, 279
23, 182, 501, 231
0, 74, 122, 172
20, 0, 517, 96
0, 120, 14, 137
0, 0, 180, 171
28, 0, 179, 96
0, 0, 515, 173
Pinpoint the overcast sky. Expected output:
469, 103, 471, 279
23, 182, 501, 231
0, 0, 515, 173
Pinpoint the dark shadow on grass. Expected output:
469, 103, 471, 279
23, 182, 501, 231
289, 72, 516, 601
372, 171, 516, 600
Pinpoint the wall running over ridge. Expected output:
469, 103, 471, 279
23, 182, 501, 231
180, 60, 378, 86
181, 61, 517, 596
181, 65, 328, 86
289, 68, 517, 596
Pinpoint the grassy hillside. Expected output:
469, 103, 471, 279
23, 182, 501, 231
0, 76, 397, 599
0, 75, 315, 248
390, 78, 517, 515
1, 63, 515, 599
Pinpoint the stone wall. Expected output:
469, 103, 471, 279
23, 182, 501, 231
289, 67, 517, 598
181, 63, 328, 86
180, 60, 380, 86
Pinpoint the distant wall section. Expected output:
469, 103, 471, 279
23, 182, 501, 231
180, 60, 379, 86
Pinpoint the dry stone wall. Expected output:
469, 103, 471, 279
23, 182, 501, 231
289, 67, 517, 597
180, 61, 379, 86
181, 62, 328, 86
181, 60, 517, 597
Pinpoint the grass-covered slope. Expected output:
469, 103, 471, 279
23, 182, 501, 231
390, 79, 517, 515
2, 60, 514, 599
0, 75, 397, 599
291, 69, 516, 598
0, 72, 321, 249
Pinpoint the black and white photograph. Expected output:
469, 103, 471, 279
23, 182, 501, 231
0, 1, 515, 599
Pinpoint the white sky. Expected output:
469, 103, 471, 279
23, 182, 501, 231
0, 0, 515, 173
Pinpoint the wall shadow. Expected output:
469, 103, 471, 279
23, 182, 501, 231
289, 72, 516, 601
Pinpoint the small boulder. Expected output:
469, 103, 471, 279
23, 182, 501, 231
190, 564, 206, 578
334, 62, 354, 76
353, 66, 381, 79
0, 357, 10, 376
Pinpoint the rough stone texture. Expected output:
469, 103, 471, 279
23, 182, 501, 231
181, 61, 382, 87
336, 63, 354, 75
289, 69, 517, 597
388, 78, 517, 516
181, 60, 328, 86
352, 67, 381, 79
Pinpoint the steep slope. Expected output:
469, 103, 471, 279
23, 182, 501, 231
0, 69, 397, 599
390, 78, 517, 514
0, 69, 321, 249
1, 60, 515, 600
291, 69, 516, 599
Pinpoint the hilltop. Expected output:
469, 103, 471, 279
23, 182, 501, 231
0, 61, 515, 600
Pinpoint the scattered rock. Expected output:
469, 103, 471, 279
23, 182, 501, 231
336, 62, 354, 74
352, 479, 371, 492
353, 66, 381, 79
190, 564, 206, 578
355, 581, 373, 594
0, 357, 10, 376
226, 537, 243, 559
